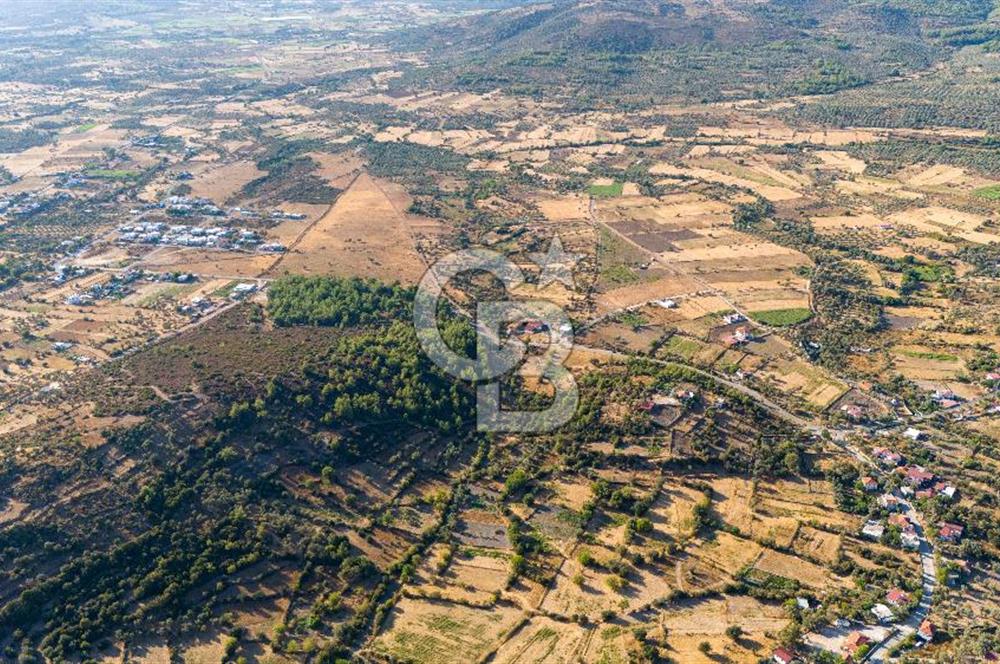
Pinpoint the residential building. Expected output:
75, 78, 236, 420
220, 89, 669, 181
879, 494, 902, 511
873, 447, 904, 467
862, 520, 885, 540
773, 647, 799, 664
844, 632, 872, 658
886, 588, 909, 606
903, 466, 935, 488
939, 523, 964, 543
871, 603, 894, 623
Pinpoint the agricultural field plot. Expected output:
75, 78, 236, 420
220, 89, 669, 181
547, 477, 595, 512
753, 549, 848, 590
527, 503, 584, 553
453, 507, 511, 550
580, 320, 665, 356
370, 597, 523, 664
136, 247, 279, 279
539, 544, 679, 618
0, 293, 189, 396
810, 150, 866, 175
756, 479, 859, 532
712, 478, 800, 548
656, 596, 787, 663
592, 193, 811, 317
655, 332, 725, 367
891, 346, 967, 382
791, 526, 842, 565
754, 356, 849, 410
1, 124, 129, 179
686, 531, 763, 579
834, 176, 925, 200
578, 625, 638, 664
642, 481, 705, 532
491, 616, 590, 664
593, 274, 709, 315
694, 123, 878, 148
649, 161, 803, 202
712, 477, 858, 549
534, 194, 591, 222
810, 212, 888, 233
184, 159, 266, 204
408, 544, 511, 605
272, 172, 443, 283
888, 206, 999, 245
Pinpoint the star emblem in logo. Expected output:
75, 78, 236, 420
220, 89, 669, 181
530, 236, 583, 289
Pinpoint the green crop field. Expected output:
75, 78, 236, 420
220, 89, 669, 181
85, 168, 140, 180
588, 181, 624, 198
751, 308, 813, 326
974, 185, 1000, 201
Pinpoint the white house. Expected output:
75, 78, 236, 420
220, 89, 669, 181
871, 603, 895, 623
862, 520, 885, 540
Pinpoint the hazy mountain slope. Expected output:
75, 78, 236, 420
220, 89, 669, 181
394, 0, 994, 107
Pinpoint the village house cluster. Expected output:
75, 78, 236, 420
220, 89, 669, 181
115, 221, 286, 253
64, 269, 197, 306
111, 193, 307, 252
0, 191, 70, 220
862, 445, 966, 558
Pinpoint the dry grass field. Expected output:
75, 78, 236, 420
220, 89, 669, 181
270, 173, 441, 283
371, 598, 522, 664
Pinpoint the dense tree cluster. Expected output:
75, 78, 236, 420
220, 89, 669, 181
794, 59, 865, 95
0, 127, 50, 153
267, 276, 414, 328
0, 256, 43, 292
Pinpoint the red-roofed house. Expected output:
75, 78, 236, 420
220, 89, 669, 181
522, 320, 548, 334
843, 632, 872, 657
886, 588, 910, 606
772, 647, 799, 664
874, 447, 905, 467
904, 466, 936, 488
879, 494, 902, 511
842, 404, 865, 421
939, 523, 965, 543
918, 619, 935, 642
888, 514, 911, 529
861, 476, 880, 492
